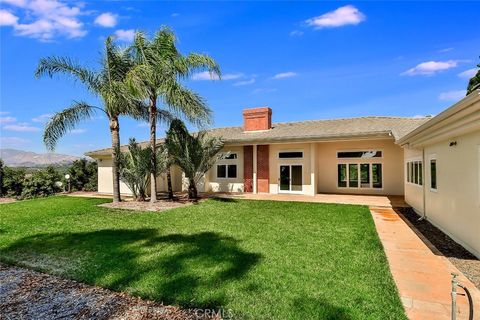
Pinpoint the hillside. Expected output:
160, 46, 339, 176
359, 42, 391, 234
0, 149, 81, 167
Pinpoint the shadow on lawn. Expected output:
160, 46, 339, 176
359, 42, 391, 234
1, 229, 261, 309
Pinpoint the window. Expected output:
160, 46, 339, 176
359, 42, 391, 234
337, 163, 383, 189
279, 151, 303, 158
430, 159, 437, 190
338, 164, 347, 187
224, 153, 237, 160
372, 164, 382, 188
337, 151, 382, 158
348, 164, 359, 188
217, 164, 237, 178
406, 160, 423, 186
360, 164, 370, 188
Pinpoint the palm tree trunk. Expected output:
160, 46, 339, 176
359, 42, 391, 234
188, 178, 197, 200
166, 166, 173, 199
109, 116, 121, 203
149, 96, 157, 203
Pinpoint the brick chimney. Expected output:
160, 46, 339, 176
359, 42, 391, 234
243, 107, 272, 132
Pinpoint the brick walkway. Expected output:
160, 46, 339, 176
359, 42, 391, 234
370, 207, 480, 320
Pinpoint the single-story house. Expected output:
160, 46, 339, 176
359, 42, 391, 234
86, 89, 480, 258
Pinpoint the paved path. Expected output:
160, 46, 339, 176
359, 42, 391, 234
370, 207, 480, 320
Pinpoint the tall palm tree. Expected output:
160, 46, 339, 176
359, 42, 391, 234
126, 27, 221, 202
35, 37, 145, 203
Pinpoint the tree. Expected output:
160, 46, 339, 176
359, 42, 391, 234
466, 58, 480, 95
165, 119, 224, 199
67, 159, 97, 191
126, 27, 221, 202
0, 159, 4, 197
35, 37, 146, 203
3, 167, 25, 197
117, 138, 170, 201
21, 166, 61, 199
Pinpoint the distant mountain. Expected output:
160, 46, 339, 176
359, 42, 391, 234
0, 149, 81, 167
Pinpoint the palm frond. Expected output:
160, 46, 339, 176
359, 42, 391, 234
35, 56, 100, 93
43, 102, 98, 151
177, 53, 221, 79
161, 80, 212, 127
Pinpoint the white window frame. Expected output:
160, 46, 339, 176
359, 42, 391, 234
278, 149, 304, 159
336, 149, 383, 159
336, 162, 384, 190
406, 158, 423, 187
216, 164, 238, 179
429, 154, 437, 192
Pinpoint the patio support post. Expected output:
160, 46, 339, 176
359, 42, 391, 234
310, 143, 317, 196
253, 144, 257, 194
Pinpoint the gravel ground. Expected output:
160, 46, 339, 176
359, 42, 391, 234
398, 208, 480, 289
0, 264, 216, 320
0, 198, 16, 204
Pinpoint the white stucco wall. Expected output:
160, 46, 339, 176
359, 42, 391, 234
404, 147, 424, 214
421, 130, 480, 258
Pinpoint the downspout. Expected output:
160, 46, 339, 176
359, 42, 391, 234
419, 147, 427, 221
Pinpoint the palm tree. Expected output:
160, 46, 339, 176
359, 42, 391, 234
466, 57, 480, 95
126, 27, 221, 202
35, 37, 145, 203
165, 119, 224, 199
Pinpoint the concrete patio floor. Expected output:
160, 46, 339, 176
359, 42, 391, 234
370, 207, 480, 320
218, 192, 408, 207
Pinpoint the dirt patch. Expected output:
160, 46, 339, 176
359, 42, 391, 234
100, 200, 192, 212
398, 207, 480, 289
0, 197, 16, 204
0, 263, 216, 319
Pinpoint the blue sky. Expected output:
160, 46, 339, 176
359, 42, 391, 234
0, 1, 479, 156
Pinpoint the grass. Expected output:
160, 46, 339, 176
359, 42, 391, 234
0, 196, 405, 319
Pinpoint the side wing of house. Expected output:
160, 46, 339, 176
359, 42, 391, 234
399, 90, 480, 258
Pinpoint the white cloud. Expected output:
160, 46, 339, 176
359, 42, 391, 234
192, 71, 243, 81
94, 12, 117, 27
0, 111, 10, 115
171, 13, 179, 17
234, 78, 255, 86
458, 68, 478, 79
438, 47, 453, 53
0, 116, 17, 123
32, 113, 52, 123
0, 0, 87, 40
439, 90, 466, 101
3, 123, 41, 132
114, 29, 135, 42
306, 5, 365, 29
0, 9, 19, 26
289, 30, 303, 37
272, 72, 297, 79
0, 136, 30, 146
401, 60, 459, 76
252, 88, 277, 94
137, 122, 149, 128
70, 128, 86, 134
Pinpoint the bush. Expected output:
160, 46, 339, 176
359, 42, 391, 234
66, 159, 97, 191
20, 166, 62, 199
3, 166, 26, 197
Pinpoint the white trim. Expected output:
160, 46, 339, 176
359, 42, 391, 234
278, 164, 304, 194
336, 162, 384, 190
428, 154, 438, 192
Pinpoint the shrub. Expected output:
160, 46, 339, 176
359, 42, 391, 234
66, 159, 97, 191
3, 166, 26, 197
21, 166, 61, 199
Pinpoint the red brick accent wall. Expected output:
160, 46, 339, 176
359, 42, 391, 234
243, 145, 253, 192
243, 107, 272, 131
257, 145, 269, 193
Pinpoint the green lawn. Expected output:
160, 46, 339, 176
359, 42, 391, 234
0, 196, 405, 319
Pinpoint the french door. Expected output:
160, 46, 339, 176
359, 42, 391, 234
279, 165, 303, 193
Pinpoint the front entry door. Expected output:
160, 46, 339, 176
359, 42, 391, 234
279, 165, 302, 192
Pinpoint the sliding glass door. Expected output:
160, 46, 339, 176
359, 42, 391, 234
279, 165, 303, 192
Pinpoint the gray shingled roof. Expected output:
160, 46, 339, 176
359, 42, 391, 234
86, 116, 431, 157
